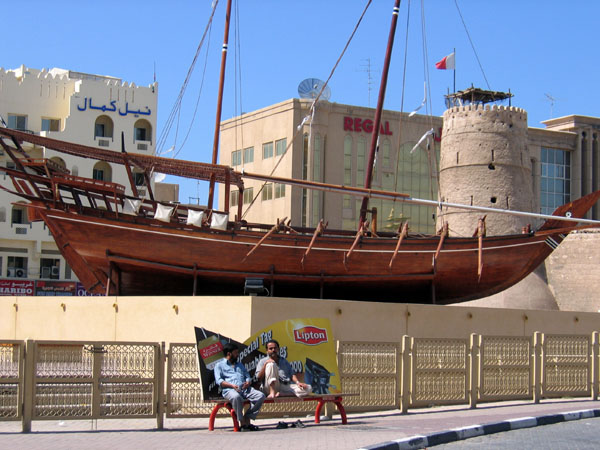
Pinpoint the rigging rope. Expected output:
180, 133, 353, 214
241, 0, 373, 219
233, 0, 245, 170
156, 0, 220, 157
453, 0, 491, 90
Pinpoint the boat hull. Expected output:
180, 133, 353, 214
37, 206, 560, 303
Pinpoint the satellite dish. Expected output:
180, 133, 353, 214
154, 172, 167, 183
298, 78, 331, 101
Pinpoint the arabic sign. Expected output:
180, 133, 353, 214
0, 279, 35, 296
35, 281, 77, 296
194, 318, 340, 400
76, 97, 151, 116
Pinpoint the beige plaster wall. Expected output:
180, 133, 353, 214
2, 295, 598, 345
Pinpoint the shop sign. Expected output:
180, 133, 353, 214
0, 279, 35, 296
35, 281, 77, 296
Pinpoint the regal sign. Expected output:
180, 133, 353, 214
343, 116, 393, 135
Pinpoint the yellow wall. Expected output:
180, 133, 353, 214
2, 296, 599, 344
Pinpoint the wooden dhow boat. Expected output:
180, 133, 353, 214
1, 0, 599, 303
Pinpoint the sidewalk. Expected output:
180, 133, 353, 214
1, 398, 599, 450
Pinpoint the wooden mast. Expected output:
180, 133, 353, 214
207, 0, 233, 211
359, 0, 401, 227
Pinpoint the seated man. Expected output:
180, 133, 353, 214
256, 339, 312, 399
214, 342, 265, 431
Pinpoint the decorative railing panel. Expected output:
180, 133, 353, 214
411, 338, 468, 406
480, 336, 531, 399
338, 342, 399, 410
30, 341, 160, 421
543, 335, 590, 397
0, 341, 24, 420
166, 344, 213, 417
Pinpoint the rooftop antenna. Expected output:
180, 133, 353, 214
358, 58, 377, 107
298, 78, 331, 101
544, 93, 557, 118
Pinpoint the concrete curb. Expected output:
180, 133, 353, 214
357, 408, 600, 450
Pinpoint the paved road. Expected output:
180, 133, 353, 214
1, 398, 599, 449
435, 416, 600, 449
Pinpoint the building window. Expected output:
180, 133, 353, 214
262, 142, 273, 159
135, 127, 147, 140
231, 190, 239, 207
133, 172, 146, 186
243, 147, 254, 164
357, 137, 366, 187
274, 183, 285, 199
312, 134, 323, 226
41, 118, 60, 132
0, 207, 5, 222
134, 119, 152, 142
7, 114, 28, 131
541, 147, 571, 215
382, 139, 391, 167
92, 161, 112, 182
262, 183, 273, 201
275, 138, 287, 156
344, 135, 352, 185
40, 258, 60, 279
231, 150, 241, 166
94, 115, 114, 138
7, 256, 27, 278
65, 262, 72, 280
243, 187, 254, 204
11, 205, 28, 225
389, 141, 439, 233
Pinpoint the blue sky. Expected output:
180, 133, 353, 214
4, 1, 598, 202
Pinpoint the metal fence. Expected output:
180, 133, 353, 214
1, 332, 599, 432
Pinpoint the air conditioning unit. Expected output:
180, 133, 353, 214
51, 266, 60, 277
98, 139, 110, 147
41, 267, 51, 278
15, 268, 26, 278
7, 268, 15, 277
137, 143, 148, 151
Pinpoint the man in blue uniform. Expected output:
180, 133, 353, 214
214, 342, 265, 431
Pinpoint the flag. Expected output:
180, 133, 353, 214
435, 52, 455, 70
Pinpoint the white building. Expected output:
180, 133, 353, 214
0, 65, 158, 294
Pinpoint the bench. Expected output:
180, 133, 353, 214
207, 393, 355, 431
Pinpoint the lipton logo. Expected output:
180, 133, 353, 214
200, 342, 223, 360
294, 326, 328, 345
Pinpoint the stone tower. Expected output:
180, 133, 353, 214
438, 103, 534, 236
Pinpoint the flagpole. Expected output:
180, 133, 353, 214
453, 47, 456, 93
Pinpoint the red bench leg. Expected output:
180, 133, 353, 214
225, 404, 241, 432
314, 399, 325, 424
209, 402, 240, 431
208, 403, 223, 431
334, 397, 348, 424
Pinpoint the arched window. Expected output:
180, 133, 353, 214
94, 115, 114, 139
92, 161, 112, 182
50, 156, 67, 172
134, 119, 152, 142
